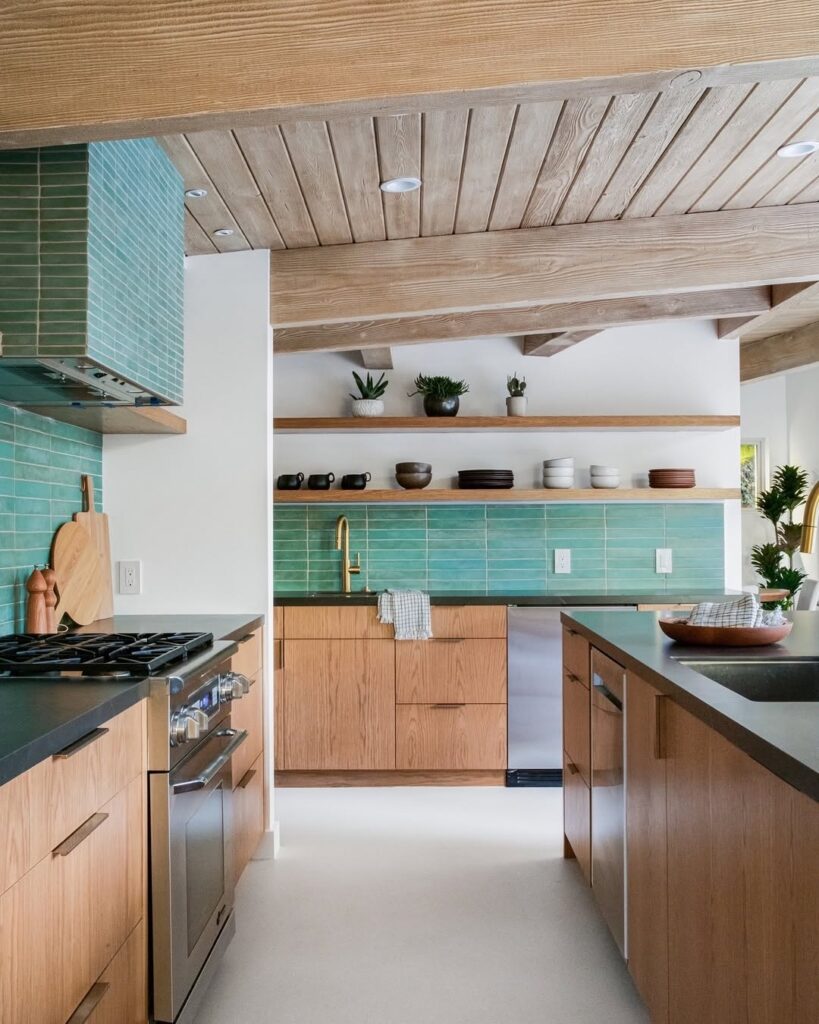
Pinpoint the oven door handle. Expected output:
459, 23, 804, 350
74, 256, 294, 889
171, 729, 248, 794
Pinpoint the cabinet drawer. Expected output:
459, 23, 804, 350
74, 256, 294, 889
396, 639, 506, 704
81, 919, 148, 1024
234, 752, 265, 884
231, 671, 264, 787
284, 605, 393, 639
431, 605, 507, 638
396, 704, 506, 770
563, 750, 591, 884
232, 628, 262, 679
563, 626, 590, 685
563, 670, 590, 785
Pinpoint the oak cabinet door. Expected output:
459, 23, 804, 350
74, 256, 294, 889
562, 670, 590, 785
562, 626, 590, 684
284, 606, 392, 639
395, 704, 506, 770
233, 752, 265, 884
230, 668, 264, 787
283, 639, 395, 769
430, 605, 507, 638
626, 672, 669, 1024
85, 920, 148, 1024
396, 639, 506, 704
562, 750, 591, 884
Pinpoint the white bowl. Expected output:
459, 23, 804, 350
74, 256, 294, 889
590, 465, 618, 475
543, 479, 576, 489
543, 472, 575, 483
543, 466, 575, 476
591, 478, 620, 489
543, 458, 574, 468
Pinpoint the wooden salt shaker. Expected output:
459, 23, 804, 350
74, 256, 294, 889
42, 565, 58, 633
25, 566, 48, 634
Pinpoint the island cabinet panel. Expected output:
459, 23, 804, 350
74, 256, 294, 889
562, 625, 590, 685
430, 605, 507, 638
284, 605, 393, 639
625, 672, 669, 1024
664, 700, 819, 1024
562, 750, 591, 883
396, 704, 506, 770
283, 639, 395, 769
562, 669, 590, 785
395, 639, 507, 704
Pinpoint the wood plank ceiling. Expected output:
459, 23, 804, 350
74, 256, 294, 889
165, 75, 819, 257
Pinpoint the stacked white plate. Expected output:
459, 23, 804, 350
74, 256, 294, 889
590, 464, 620, 489
543, 457, 575, 489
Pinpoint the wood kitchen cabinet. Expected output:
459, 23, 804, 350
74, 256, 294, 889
0, 703, 148, 1024
395, 703, 506, 770
229, 625, 266, 883
395, 638, 506, 703
562, 624, 591, 879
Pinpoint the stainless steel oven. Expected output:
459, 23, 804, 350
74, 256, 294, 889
148, 653, 250, 1023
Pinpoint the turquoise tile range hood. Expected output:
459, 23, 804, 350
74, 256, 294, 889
0, 139, 184, 408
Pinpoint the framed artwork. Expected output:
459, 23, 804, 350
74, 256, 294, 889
740, 439, 767, 509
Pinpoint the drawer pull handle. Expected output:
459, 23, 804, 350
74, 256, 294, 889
430, 703, 466, 709
238, 633, 255, 645
53, 812, 108, 857
65, 982, 110, 1024
566, 761, 579, 776
238, 768, 257, 789
53, 726, 109, 760
566, 671, 581, 684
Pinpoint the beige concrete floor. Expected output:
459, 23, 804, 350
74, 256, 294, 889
194, 786, 649, 1024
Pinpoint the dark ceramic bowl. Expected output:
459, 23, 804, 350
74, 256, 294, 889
396, 471, 432, 490
396, 462, 432, 473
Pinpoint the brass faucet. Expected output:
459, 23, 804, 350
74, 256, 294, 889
334, 514, 361, 593
801, 482, 819, 554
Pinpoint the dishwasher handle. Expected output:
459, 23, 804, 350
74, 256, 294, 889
593, 677, 623, 712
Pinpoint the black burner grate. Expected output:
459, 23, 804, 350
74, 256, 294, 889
0, 632, 214, 676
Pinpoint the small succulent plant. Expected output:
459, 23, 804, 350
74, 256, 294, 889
507, 372, 527, 397
407, 374, 470, 398
350, 371, 389, 400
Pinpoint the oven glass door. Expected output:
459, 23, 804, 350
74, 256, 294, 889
151, 725, 247, 1022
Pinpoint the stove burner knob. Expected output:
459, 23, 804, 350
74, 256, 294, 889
219, 671, 251, 702
169, 709, 200, 746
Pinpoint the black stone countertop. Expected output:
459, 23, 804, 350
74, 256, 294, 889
0, 613, 264, 788
274, 592, 741, 607
564, 610, 819, 801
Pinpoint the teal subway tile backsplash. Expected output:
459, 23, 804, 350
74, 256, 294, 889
273, 502, 726, 596
0, 404, 102, 633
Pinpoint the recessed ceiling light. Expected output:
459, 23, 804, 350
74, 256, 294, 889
380, 177, 422, 193
185, 187, 208, 199
213, 227, 235, 237
776, 140, 819, 158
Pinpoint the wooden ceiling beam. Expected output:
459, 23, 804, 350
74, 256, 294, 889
523, 331, 600, 356
273, 286, 771, 353
729, 280, 819, 342
741, 320, 819, 381
360, 348, 393, 370
2, 3, 819, 147
269, 205, 819, 328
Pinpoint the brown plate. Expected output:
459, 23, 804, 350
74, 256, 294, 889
659, 617, 793, 647
458, 481, 515, 489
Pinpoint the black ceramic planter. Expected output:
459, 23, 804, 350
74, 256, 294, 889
423, 395, 460, 417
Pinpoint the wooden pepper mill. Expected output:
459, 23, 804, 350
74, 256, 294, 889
25, 566, 48, 634
43, 565, 58, 633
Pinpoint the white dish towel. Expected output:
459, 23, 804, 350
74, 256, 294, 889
377, 589, 433, 640
687, 593, 787, 627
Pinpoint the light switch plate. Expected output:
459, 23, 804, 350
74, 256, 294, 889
554, 549, 572, 574
118, 560, 142, 595
655, 548, 673, 574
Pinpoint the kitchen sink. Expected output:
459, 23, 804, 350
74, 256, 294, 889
680, 660, 819, 702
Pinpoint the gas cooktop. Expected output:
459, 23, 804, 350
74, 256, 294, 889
0, 631, 214, 676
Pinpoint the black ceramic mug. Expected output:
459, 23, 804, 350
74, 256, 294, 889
276, 472, 304, 490
340, 472, 371, 490
307, 473, 335, 490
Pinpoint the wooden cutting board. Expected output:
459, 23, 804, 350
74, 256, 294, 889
52, 521, 104, 626
73, 475, 114, 618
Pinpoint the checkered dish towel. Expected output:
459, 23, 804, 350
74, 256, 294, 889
686, 593, 786, 627
377, 589, 433, 640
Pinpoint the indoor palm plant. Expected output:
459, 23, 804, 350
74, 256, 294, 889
506, 372, 527, 416
408, 374, 469, 417
750, 464, 808, 609
349, 371, 388, 417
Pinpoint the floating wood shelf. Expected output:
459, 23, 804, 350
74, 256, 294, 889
274, 415, 740, 433
275, 488, 740, 504
31, 405, 187, 435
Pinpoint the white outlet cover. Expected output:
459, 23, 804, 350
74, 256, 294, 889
554, 549, 572, 574
655, 548, 673, 574
118, 560, 142, 595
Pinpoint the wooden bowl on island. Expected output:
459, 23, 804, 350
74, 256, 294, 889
658, 616, 793, 647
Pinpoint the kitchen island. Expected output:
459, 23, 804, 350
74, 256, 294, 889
560, 609, 818, 1024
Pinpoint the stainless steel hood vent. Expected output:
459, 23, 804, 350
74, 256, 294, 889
0, 358, 169, 407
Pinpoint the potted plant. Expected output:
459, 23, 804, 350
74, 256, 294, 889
750, 464, 809, 609
349, 371, 388, 417
506, 372, 527, 416
408, 374, 469, 417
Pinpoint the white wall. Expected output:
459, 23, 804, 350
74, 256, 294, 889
104, 249, 275, 819
275, 321, 743, 588
740, 363, 819, 583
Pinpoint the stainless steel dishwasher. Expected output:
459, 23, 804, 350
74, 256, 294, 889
506, 605, 633, 786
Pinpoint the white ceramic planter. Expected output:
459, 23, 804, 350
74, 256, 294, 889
506, 396, 527, 417
351, 398, 385, 418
